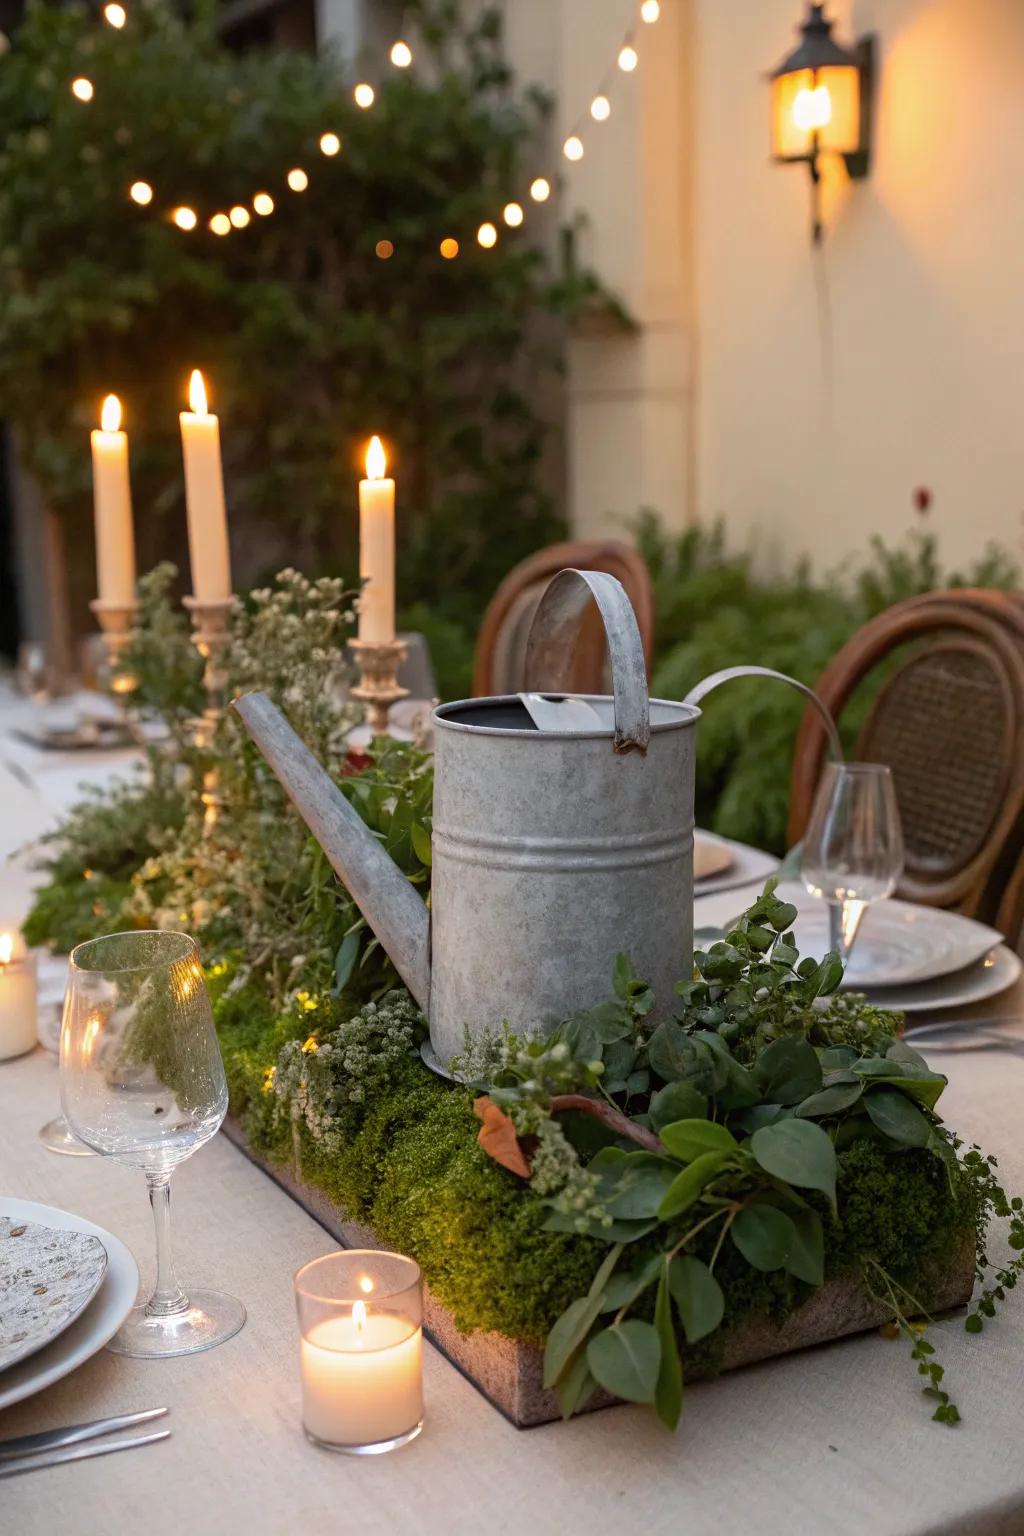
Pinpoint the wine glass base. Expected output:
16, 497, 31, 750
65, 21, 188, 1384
105, 1289, 246, 1358
38, 1115, 97, 1157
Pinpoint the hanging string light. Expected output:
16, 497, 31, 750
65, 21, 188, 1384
103, 3, 127, 28
253, 192, 274, 215
390, 40, 413, 68
477, 222, 498, 249
209, 213, 231, 236
563, 134, 584, 162
440, 237, 459, 259
319, 132, 341, 156
172, 206, 197, 231
229, 205, 250, 229
353, 83, 375, 109
70, 76, 94, 101
503, 201, 524, 227
129, 180, 153, 205
286, 168, 308, 192
530, 177, 551, 203
590, 94, 611, 121
618, 44, 639, 72
640, 0, 660, 21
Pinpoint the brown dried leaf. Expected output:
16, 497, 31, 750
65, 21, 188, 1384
474, 1095, 532, 1179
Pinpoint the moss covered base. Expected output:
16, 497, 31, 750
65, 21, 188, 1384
222, 1115, 976, 1428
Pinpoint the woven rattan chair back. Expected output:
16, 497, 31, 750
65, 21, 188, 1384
788, 591, 1024, 916
472, 539, 655, 698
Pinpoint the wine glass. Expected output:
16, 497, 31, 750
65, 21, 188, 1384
800, 762, 904, 966
60, 930, 246, 1357
39, 1113, 96, 1157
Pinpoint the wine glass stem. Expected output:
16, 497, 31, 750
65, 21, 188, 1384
828, 899, 867, 964
146, 1175, 189, 1318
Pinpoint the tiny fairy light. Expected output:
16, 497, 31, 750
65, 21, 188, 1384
253, 192, 274, 215
503, 201, 524, 227
375, 239, 394, 259
129, 180, 153, 205
71, 77, 94, 102
618, 44, 639, 71
563, 134, 584, 162
640, 0, 660, 21
390, 40, 412, 67
229, 205, 250, 228
354, 82, 375, 109
209, 213, 231, 236
591, 94, 611, 121
530, 176, 551, 202
172, 205, 198, 231
439, 237, 459, 259
319, 131, 341, 156
477, 222, 498, 249
103, 2, 127, 27
287, 168, 309, 192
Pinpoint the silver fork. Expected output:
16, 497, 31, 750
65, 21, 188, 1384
0, 1408, 170, 1477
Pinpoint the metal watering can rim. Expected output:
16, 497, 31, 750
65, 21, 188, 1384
432, 691, 701, 742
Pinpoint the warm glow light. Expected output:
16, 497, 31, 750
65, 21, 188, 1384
503, 201, 524, 227
129, 180, 153, 205
365, 435, 387, 481
641, 0, 660, 21
71, 77, 94, 102
209, 212, 231, 236
477, 221, 498, 248
0, 934, 13, 966
530, 176, 551, 203
319, 131, 341, 157
229, 205, 250, 229
439, 237, 459, 259
253, 192, 274, 216
359, 1275, 374, 1294
590, 94, 610, 122
563, 135, 584, 162
792, 85, 832, 132
100, 394, 122, 433
103, 2, 127, 26
352, 1299, 368, 1334
188, 369, 209, 416
618, 45, 638, 72
173, 205, 198, 231
375, 239, 394, 259
354, 82, 375, 109
390, 40, 412, 68
287, 168, 309, 192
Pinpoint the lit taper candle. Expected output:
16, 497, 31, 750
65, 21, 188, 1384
180, 369, 232, 602
358, 435, 395, 643
90, 394, 136, 606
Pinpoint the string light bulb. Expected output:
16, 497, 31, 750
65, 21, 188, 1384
209, 213, 231, 236
563, 135, 584, 162
287, 168, 308, 192
618, 45, 639, 71
640, 0, 660, 21
530, 177, 551, 202
103, 2, 127, 27
440, 237, 459, 259
590, 94, 611, 121
503, 201, 524, 227
253, 192, 274, 216
172, 206, 197, 231
129, 180, 153, 205
477, 221, 498, 249
390, 40, 412, 67
354, 82, 375, 109
229, 205, 250, 229
375, 239, 394, 259
71, 77, 94, 102
319, 131, 341, 157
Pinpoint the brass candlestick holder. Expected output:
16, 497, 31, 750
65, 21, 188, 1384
349, 637, 409, 736
89, 599, 140, 742
183, 595, 234, 831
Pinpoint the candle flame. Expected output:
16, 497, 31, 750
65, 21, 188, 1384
365, 435, 387, 481
100, 393, 122, 433
0, 933, 12, 966
358, 1275, 374, 1294
352, 1299, 368, 1334
188, 369, 209, 416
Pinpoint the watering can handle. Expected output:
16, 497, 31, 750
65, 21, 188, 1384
682, 666, 844, 761
524, 568, 650, 753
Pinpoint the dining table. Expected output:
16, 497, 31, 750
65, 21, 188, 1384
1, 682, 1023, 1536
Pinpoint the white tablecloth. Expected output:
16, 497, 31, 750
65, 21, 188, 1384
2, 689, 1023, 1536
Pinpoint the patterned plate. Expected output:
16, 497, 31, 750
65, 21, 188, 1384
0, 1217, 107, 1372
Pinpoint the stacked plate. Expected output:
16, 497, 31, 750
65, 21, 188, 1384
0, 1201, 138, 1409
775, 881, 1022, 1015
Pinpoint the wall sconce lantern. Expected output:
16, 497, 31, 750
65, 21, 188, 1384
770, 3, 875, 242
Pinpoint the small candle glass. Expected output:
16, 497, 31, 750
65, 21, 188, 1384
0, 933, 38, 1062
294, 1250, 423, 1455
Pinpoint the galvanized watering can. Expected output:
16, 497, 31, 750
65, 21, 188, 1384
234, 568, 839, 1065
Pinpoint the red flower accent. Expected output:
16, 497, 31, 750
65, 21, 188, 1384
912, 486, 932, 515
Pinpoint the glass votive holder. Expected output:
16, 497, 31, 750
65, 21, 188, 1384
294, 1250, 424, 1455
0, 939, 38, 1062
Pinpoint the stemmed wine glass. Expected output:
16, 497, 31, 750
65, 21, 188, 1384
800, 762, 904, 967
60, 930, 246, 1357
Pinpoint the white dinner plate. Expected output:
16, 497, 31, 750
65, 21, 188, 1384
0, 1199, 139, 1409
775, 883, 1004, 989
857, 944, 1023, 1015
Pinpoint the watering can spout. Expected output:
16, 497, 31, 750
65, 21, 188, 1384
232, 692, 431, 1013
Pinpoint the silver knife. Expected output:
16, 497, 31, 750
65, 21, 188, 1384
0, 1407, 168, 1461
0, 1429, 170, 1479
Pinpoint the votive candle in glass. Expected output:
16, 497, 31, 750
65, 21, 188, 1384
0, 932, 38, 1061
294, 1250, 423, 1455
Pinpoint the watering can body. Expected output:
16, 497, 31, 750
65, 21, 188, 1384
235, 568, 703, 1064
